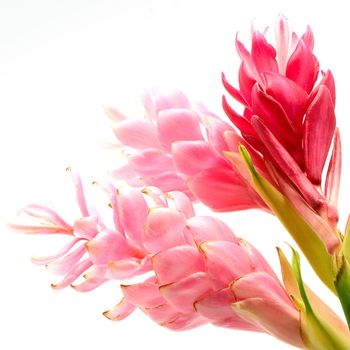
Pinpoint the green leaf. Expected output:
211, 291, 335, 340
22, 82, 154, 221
239, 145, 335, 292
291, 249, 350, 350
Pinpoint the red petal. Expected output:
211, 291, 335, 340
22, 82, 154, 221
263, 72, 309, 134
251, 116, 323, 209
303, 86, 336, 184
222, 96, 256, 136
286, 38, 319, 93
221, 72, 247, 106
251, 31, 278, 74
325, 128, 341, 224
251, 84, 299, 151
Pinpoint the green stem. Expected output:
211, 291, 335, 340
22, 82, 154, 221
334, 259, 350, 329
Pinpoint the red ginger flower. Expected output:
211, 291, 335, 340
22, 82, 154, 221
222, 16, 341, 252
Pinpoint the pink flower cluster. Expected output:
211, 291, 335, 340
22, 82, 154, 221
12, 170, 302, 347
11, 15, 350, 350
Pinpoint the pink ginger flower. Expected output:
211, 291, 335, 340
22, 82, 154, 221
106, 87, 267, 212
11, 173, 302, 347
222, 16, 341, 252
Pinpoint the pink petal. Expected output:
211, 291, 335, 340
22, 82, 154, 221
172, 140, 228, 176
231, 272, 302, 347
162, 313, 207, 331
166, 191, 195, 218
143, 208, 187, 254
87, 229, 143, 264
263, 72, 309, 134
231, 272, 291, 305
186, 216, 237, 244
143, 304, 181, 325
200, 241, 252, 289
152, 245, 205, 284
142, 88, 191, 120
194, 288, 236, 320
187, 167, 261, 212
251, 31, 278, 74
286, 38, 319, 93
51, 259, 93, 290
47, 244, 87, 275
67, 168, 89, 217
8, 223, 72, 235
301, 25, 314, 51
325, 128, 341, 224
159, 272, 213, 313
103, 106, 127, 122
195, 288, 260, 331
303, 85, 336, 184
128, 149, 175, 175
238, 239, 278, 278
157, 109, 203, 150
274, 14, 289, 74
73, 216, 99, 240
142, 186, 168, 207
72, 277, 107, 292
109, 164, 139, 181
251, 116, 323, 209
20, 204, 72, 230
31, 238, 81, 265
103, 297, 136, 321
112, 119, 160, 149
107, 259, 143, 280
121, 281, 165, 308
231, 298, 303, 347
202, 116, 235, 153
212, 317, 261, 331
223, 131, 271, 181
144, 172, 191, 196
117, 188, 149, 245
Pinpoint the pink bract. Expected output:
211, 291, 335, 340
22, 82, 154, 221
107, 87, 267, 212
11, 173, 302, 347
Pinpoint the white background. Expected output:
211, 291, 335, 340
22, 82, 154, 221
1, 0, 350, 349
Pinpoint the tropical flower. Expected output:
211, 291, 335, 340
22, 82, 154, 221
222, 15, 341, 252
107, 87, 267, 212
11, 173, 303, 347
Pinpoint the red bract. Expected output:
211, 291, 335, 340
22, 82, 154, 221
222, 15, 340, 246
